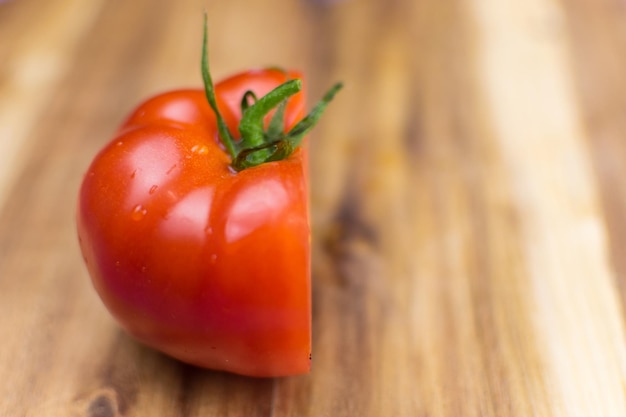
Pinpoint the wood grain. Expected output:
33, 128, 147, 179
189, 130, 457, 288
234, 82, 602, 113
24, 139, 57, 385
1, 0, 626, 415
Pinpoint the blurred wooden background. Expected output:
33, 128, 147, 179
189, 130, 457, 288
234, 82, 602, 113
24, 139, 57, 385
2, 0, 626, 415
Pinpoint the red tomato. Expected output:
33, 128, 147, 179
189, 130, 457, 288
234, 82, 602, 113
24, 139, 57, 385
77, 69, 313, 377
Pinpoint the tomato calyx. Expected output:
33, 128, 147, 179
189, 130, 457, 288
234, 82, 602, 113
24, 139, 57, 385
201, 14, 343, 171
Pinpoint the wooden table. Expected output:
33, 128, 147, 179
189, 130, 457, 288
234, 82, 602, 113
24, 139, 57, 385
2, 0, 626, 415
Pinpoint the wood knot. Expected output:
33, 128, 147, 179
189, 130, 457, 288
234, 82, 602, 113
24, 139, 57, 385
322, 187, 380, 290
324, 186, 378, 256
75, 388, 122, 417
88, 394, 116, 417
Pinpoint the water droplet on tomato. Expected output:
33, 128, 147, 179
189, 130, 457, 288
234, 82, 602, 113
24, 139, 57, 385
191, 144, 209, 155
131, 204, 147, 221
205, 226, 213, 235
116, 141, 124, 146
149, 185, 158, 194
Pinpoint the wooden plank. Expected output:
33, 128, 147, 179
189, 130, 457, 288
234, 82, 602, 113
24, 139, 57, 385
0, 0, 105, 210
472, 0, 626, 415
563, 0, 626, 303
1, 0, 626, 415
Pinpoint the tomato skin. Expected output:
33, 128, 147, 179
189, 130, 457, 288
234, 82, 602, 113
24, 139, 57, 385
77, 69, 311, 377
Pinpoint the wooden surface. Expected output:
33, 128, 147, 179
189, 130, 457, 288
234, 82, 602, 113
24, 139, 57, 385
2, 0, 626, 415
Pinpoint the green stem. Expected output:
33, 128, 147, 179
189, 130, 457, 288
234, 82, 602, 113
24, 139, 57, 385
200, 14, 342, 171
266, 100, 287, 141
201, 14, 237, 159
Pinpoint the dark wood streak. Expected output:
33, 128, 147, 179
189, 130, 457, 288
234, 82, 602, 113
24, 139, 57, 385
324, 179, 379, 289
310, 138, 379, 416
174, 363, 203, 417
304, 1, 339, 86
402, 92, 426, 165
561, 0, 626, 307
97, 333, 140, 415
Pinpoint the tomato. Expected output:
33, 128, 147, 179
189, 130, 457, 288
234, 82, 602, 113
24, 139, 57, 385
77, 20, 342, 377
78, 72, 302, 376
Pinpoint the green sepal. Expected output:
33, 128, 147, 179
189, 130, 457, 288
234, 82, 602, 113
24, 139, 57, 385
238, 79, 302, 150
282, 82, 343, 149
241, 90, 258, 113
201, 14, 342, 172
265, 100, 287, 142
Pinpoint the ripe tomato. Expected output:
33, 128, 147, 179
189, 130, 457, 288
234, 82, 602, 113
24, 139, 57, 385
77, 69, 313, 377
77, 18, 341, 377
